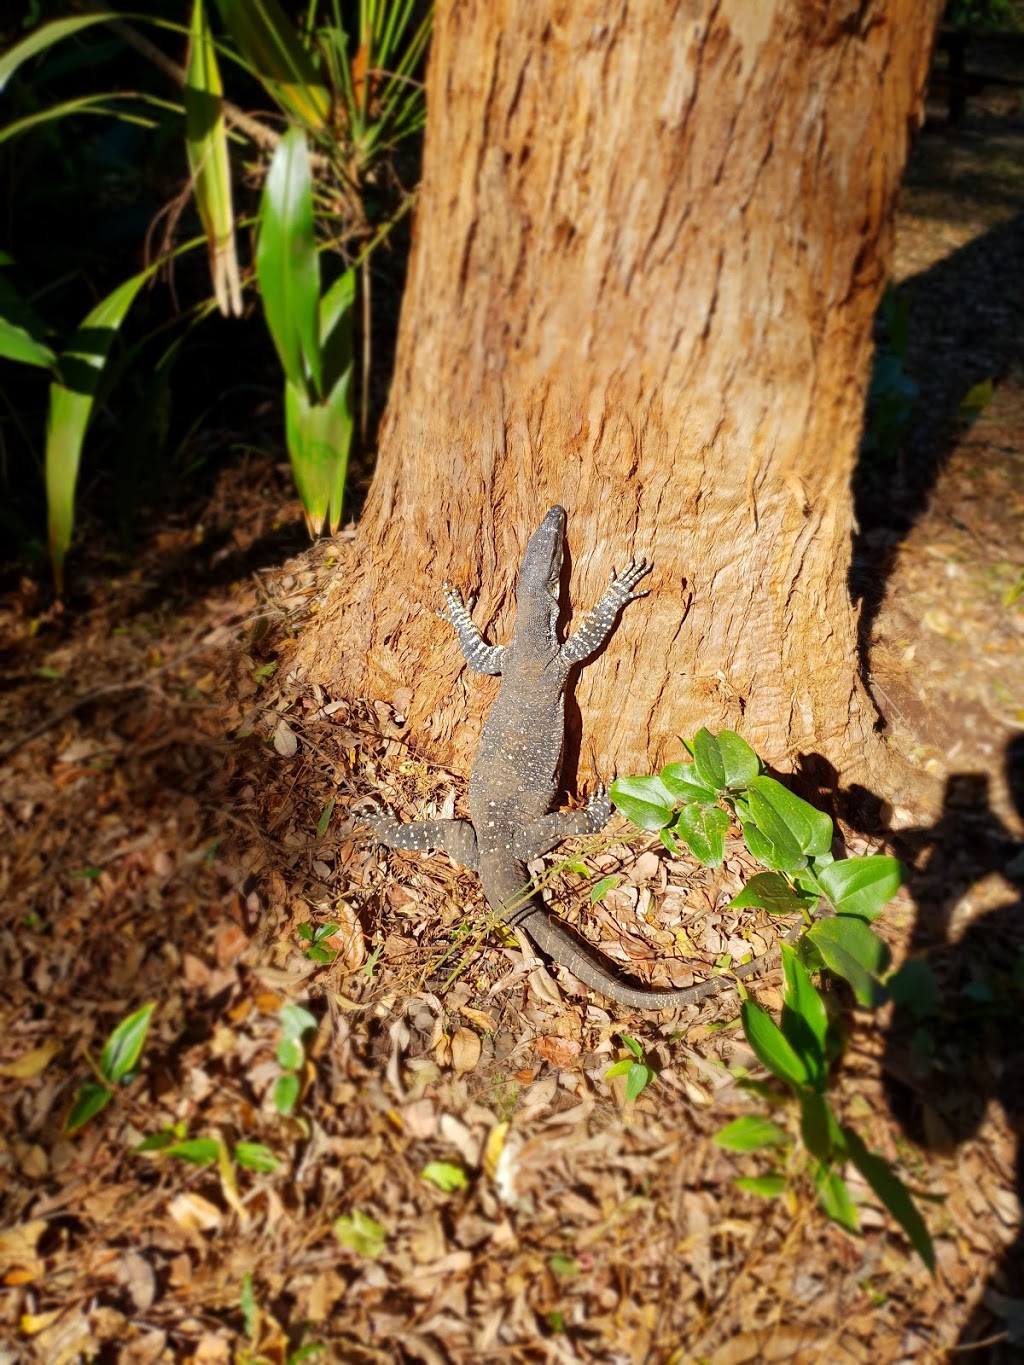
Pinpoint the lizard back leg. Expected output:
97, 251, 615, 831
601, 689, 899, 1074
440, 585, 506, 675
512, 789, 612, 860
362, 806, 479, 869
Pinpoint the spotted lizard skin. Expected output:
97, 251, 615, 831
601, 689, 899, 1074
364, 506, 777, 1011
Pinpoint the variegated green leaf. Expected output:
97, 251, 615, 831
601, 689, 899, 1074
185, 0, 241, 317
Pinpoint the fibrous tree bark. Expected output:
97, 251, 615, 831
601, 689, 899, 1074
295, 0, 941, 792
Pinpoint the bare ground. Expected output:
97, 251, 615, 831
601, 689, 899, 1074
1, 67, 1023, 1365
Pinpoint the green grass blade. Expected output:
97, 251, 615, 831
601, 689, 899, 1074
0, 93, 159, 146
0, 13, 119, 93
45, 262, 159, 593
185, 0, 241, 317
257, 126, 322, 397
215, 0, 330, 131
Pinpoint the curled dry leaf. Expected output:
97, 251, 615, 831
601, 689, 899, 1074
535, 1035, 582, 1069
450, 1027, 482, 1076
273, 718, 298, 757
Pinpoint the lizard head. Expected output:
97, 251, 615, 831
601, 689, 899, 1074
517, 505, 566, 605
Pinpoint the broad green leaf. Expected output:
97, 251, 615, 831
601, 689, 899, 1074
215, 0, 330, 131
716, 730, 760, 789
799, 1091, 844, 1162
273, 1072, 300, 1115
319, 267, 355, 390
735, 1174, 787, 1198
133, 1129, 179, 1154
334, 1209, 387, 1257
46, 263, 159, 592
0, 271, 57, 370
164, 1138, 220, 1165
659, 762, 718, 805
714, 1116, 790, 1152
65, 1081, 113, 1134
817, 856, 904, 922
277, 1037, 305, 1070
691, 728, 727, 792
843, 1126, 935, 1272
285, 372, 353, 537
747, 776, 833, 857
740, 999, 809, 1089
674, 803, 729, 867
624, 1061, 656, 1102
781, 945, 828, 1087
257, 127, 322, 396
814, 1163, 859, 1233
620, 1035, 643, 1060
807, 917, 889, 1006
728, 871, 809, 916
99, 1002, 155, 1083
0, 13, 117, 93
604, 1058, 633, 1079
590, 875, 619, 903
185, 0, 241, 318
280, 1003, 318, 1039
235, 1142, 280, 1172
421, 1161, 469, 1193
609, 775, 676, 831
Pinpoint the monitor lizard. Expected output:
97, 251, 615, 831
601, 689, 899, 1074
363, 505, 783, 1011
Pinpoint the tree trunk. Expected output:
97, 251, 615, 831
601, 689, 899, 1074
295, 0, 940, 792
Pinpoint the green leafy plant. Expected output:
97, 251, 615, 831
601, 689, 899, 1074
298, 920, 341, 963
605, 1034, 657, 1102
135, 1125, 279, 1173
334, 1208, 388, 1258
273, 1002, 318, 1115
65, 1002, 155, 1133
1, 1, 430, 586
611, 730, 933, 1268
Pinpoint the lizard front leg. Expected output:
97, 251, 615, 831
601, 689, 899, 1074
559, 556, 653, 667
512, 788, 612, 860
440, 585, 506, 675
361, 803, 480, 869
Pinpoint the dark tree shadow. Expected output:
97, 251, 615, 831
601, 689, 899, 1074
884, 735, 1024, 1356
851, 208, 1024, 660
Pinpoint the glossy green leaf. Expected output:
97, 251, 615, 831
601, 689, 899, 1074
747, 776, 833, 857
714, 1115, 790, 1152
807, 916, 889, 1006
277, 1036, 305, 1070
716, 730, 760, 789
215, 0, 330, 131
590, 875, 619, 903
609, 775, 676, 831
843, 1126, 935, 1272
319, 267, 355, 389
317, 798, 336, 837
799, 1091, 844, 1162
814, 1163, 859, 1233
235, 1141, 280, 1172
691, 728, 727, 792
273, 1071, 300, 1115
421, 1161, 469, 1193
740, 999, 809, 1089
659, 762, 718, 805
817, 856, 904, 922
257, 127, 321, 395
0, 13, 117, 93
164, 1138, 220, 1166
781, 945, 828, 1086
624, 1061, 656, 1101
674, 803, 729, 867
280, 1003, 318, 1039
46, 262, 159, 592
285, 371, 353, 537
0, 270, 56, 370
735, 1173, 787, 1198
728, 871, 809, 916
185, 0, 241, 317
65, 1081, 113, 1134
100, 1002, 155, 1083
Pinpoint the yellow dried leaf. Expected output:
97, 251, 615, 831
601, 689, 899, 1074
0, 1040, 61, 1078
482, 1120, 510, 1182
20, 1309, 61, 1335
167, 1191, 222, 1234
